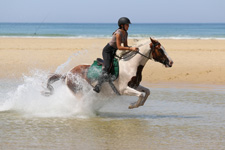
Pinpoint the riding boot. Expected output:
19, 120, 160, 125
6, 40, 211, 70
93, 71, 109, 93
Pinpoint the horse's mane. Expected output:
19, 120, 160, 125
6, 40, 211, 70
116, 39, 150, 61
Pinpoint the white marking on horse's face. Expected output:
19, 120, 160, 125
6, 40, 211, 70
160, 45, 173, 67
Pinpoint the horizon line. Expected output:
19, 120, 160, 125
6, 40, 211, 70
1, 22, 225, 24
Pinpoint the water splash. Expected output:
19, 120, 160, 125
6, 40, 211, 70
55, 50, 88, 74
0, 70, 112, 118
0, 50, 114, 118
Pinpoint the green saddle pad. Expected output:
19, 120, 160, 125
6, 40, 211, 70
87, 58, 119, 81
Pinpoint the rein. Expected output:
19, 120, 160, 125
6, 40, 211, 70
137, 42, 160, 60
116, 50, 151, 60
136, 51, 152, 59
117, 42, 160, 60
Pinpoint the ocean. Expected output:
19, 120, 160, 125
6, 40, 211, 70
0, 23, 225, 39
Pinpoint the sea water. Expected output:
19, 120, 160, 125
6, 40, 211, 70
0, 64, 225, 149
0, 23, 225, 39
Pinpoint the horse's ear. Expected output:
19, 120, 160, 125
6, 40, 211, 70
150, 37, 153, 42
150, 37, 156, 44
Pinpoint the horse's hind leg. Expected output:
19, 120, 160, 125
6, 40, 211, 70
65, 74, 83, 97
65, 65, 90, 97
41, 74, 64, 96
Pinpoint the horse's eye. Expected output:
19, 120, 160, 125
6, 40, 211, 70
158, 49, 164, 55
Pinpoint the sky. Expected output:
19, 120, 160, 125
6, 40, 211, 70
0, 0, 225, 23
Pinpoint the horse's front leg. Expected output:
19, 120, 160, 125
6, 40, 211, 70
122, 87, 144, 109
136, 85, 150, 106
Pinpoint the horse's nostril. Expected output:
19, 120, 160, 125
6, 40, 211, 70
170, 61, 173, 66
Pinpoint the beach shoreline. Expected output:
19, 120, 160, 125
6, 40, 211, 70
1, 37, 225, 85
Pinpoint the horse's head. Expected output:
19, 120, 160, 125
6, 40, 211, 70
150, 38, 173, 67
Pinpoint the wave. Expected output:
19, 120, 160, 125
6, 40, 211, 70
1, 34, 225, 40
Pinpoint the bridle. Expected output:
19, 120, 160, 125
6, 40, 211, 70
117, 42, 161, 60
136, 42, 161, 60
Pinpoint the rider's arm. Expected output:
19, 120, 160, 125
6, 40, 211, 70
124, 38, 128, 47
116, 33, 138, 51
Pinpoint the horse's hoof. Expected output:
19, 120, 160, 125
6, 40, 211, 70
128, 105, 134, 109
128, 102, 138, 109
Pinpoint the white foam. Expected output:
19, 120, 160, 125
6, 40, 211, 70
1, 35, 224, 40
0, 69, 112, 118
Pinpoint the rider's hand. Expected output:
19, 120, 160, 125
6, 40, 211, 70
130, 47, 139, 51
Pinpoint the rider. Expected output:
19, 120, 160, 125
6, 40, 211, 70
93, 17, 139, 93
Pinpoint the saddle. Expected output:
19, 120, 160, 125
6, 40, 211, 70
87, 58, 119, 82
96, 58, 104, 66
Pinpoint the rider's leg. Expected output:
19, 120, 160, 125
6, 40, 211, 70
93, 57, 112, 93
93, 70, 109, 93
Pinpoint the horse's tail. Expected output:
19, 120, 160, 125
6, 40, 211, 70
41, 74, 66, 96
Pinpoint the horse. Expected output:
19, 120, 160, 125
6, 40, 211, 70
42, 38, 173, 109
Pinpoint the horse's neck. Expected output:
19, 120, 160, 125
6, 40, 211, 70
119, 44, 151, 74
132, 44, 151, 66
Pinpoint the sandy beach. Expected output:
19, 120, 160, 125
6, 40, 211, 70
0, 37, 225, 85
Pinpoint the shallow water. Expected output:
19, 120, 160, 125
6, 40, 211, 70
0, 76, 225, 150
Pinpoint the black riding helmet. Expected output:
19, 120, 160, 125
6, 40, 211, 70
118, 17, 131, 27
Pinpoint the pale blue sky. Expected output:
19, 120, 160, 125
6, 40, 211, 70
0, 0, 225, 23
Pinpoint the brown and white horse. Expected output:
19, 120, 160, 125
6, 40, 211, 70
43, 38, 173, 109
